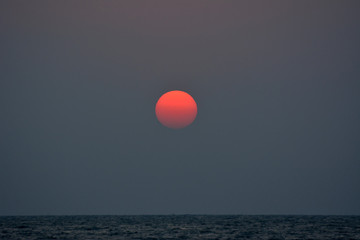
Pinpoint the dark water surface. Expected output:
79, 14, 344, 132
1, 215, 359, 239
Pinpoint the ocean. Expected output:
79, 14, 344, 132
0, 215, 359, 239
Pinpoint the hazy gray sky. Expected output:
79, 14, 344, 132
1, 0, 359, 215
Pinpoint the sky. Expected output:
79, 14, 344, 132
1, 1, 359, 215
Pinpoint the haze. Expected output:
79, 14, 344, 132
0, 1, 359, 215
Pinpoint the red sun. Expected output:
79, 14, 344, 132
155, 90, 197, 129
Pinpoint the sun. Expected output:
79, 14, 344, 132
155, 90, 197, 129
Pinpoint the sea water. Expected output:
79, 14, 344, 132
1, 215, 359, 239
